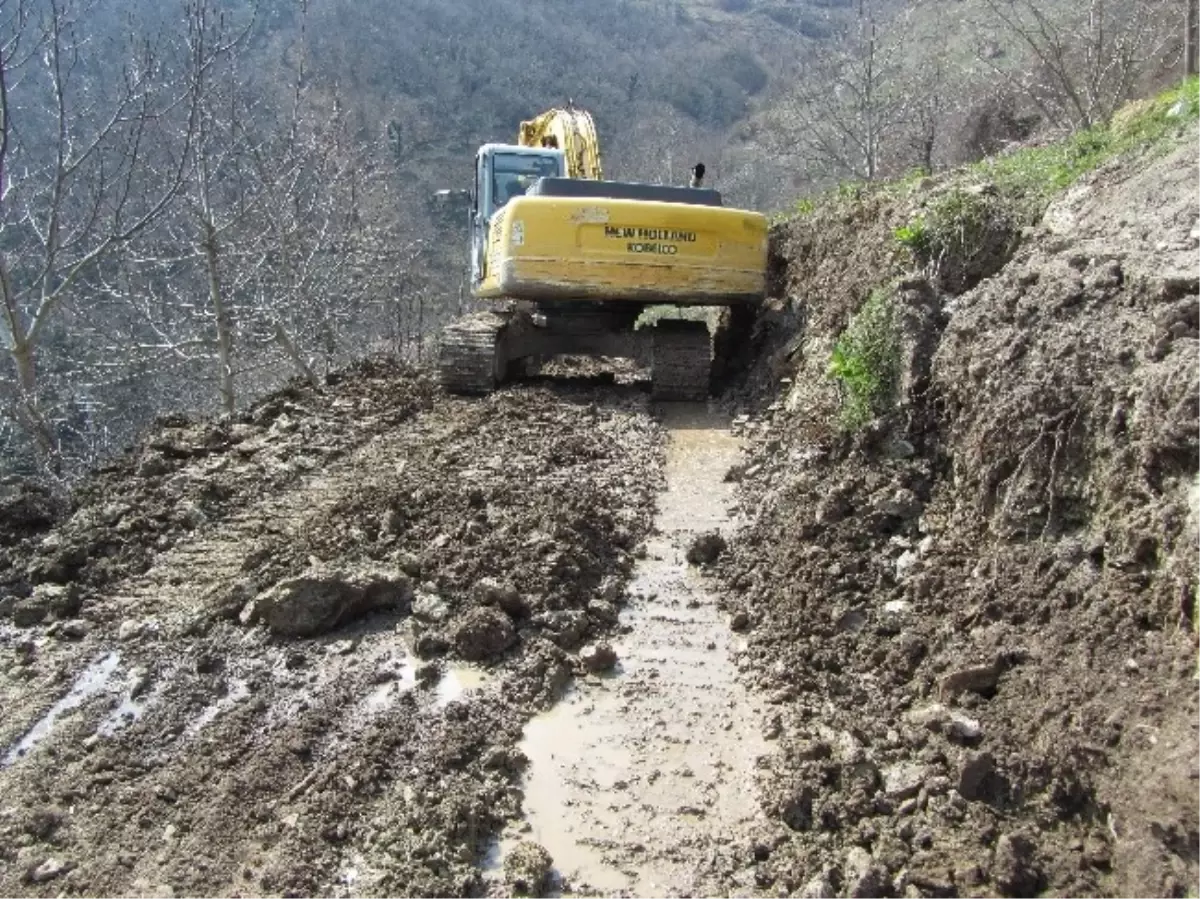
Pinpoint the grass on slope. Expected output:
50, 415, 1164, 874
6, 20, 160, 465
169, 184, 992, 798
801, 77, 1199, 431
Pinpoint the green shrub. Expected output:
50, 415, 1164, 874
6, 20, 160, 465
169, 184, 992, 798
895, 187, 1000, 275
794, 197, 816, 216
893, 218, 930, 256
828, 288, 900, 430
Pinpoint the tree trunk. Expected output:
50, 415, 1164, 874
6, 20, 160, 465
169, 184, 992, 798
9, 339, 56, 459
11, 337, 36, 397
203, 225, 236, 414
274, 322, 318, 387
1187, 0, 1199, 76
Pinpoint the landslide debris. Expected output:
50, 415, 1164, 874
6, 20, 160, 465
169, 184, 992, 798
0, 365, 663, 898
714, 127, 1198, 897
0, 358, 436, 613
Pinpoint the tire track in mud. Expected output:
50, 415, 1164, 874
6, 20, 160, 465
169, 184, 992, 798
493, 405, 772, 897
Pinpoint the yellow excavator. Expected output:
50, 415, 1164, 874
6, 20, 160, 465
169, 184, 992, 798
438, 105, 768, 399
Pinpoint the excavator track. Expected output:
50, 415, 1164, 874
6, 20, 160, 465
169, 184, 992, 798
651, 320, 712, 402
438, 312, 509, 394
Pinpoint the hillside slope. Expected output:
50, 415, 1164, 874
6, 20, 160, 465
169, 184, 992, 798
714, 119, 1198, 896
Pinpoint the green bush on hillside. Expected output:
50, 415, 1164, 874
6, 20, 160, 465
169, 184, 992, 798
894, 187, 1000, 274
828, 288, 900, 431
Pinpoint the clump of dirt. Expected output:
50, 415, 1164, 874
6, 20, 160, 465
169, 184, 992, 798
714, 133, 1199, 897
0, 368, 663, 897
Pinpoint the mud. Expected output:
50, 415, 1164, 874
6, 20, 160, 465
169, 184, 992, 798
0, 371, 664, 897
490, 407, 770, 897
0, 122, 1195, 899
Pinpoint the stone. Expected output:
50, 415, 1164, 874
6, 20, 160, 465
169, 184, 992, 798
34, 583, 82, 618
686, 531, 727, 566
797, 871, 835, 899
938, 661, 1000, 698
503, 840, 553, 896
204, 579, 258, 621
730, 610, 750, 631
993, 831, 1041, 895
579, 643, 618, 673
452, 606, 516, 661
246, 567, 412, 638
57, 620, 90, 640
947, 712, 982, 741
957, 750, 996, 801
816, 494, 851, 525
379, 508, 404, 536
12, 595, 50, 627
474, 577, 528, 618
536, 610, 589, 650
843, 846, 886, 898
882, 762, 927, 800
586, 599, 618, 624
412, 591, 449, 623
118, 619, 143, 641
880, 488, 922, 519
26, 858, 70, 884
137, 454, 171, 477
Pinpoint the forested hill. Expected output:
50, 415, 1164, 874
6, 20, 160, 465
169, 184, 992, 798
264, 0, 835, 208
0, 0, 1182, 476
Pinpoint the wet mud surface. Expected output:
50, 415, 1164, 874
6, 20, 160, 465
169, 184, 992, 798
491, 406, 770, 897
0, 367, 665, 897
1, 128, 1197, 899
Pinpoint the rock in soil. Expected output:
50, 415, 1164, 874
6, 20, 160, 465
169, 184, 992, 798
686, 531, 727, 565
503, 840, 554, 896
242, 566, 412, 637
452, 606, 517, 661
579, 642, 618, 673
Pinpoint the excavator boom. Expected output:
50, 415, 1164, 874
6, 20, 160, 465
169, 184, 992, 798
518, 106, 603, 180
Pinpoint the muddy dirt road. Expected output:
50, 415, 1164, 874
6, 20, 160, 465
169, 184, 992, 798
489, 406, 770, 897
0, 368, 686, 898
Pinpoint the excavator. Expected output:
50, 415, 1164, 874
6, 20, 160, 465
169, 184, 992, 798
437, 105, 768, 399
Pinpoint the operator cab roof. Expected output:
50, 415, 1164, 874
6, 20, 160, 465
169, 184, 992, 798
479, 143, 566, 158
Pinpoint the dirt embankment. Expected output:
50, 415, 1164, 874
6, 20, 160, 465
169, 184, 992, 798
0, 364, 663, 897
716, 132, 1199, 897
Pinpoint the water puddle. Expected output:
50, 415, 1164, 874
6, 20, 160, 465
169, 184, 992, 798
497, 405, 770, 895
96, 665, 170, 737
355, 652, 490, 719
433, 664, 489, 708
2, 652, 121, 767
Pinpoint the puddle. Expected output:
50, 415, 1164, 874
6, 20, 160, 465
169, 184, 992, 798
499, 405, 770, 895
98, 694, 149, 737
355, 652, 489, 718
433, 664, 489, 708
3, 652, 121, 767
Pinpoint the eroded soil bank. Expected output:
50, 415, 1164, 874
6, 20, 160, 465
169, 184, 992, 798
712, 131, 1200, 898
490, 406, 770, 897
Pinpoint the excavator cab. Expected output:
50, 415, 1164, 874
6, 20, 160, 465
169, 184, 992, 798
471, 145, 565, 287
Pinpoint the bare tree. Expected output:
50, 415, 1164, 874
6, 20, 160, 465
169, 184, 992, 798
776, 3, 910, 182
0, 0, 201, 464
110, 0, 414, 414
977, 0, 1178, 129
